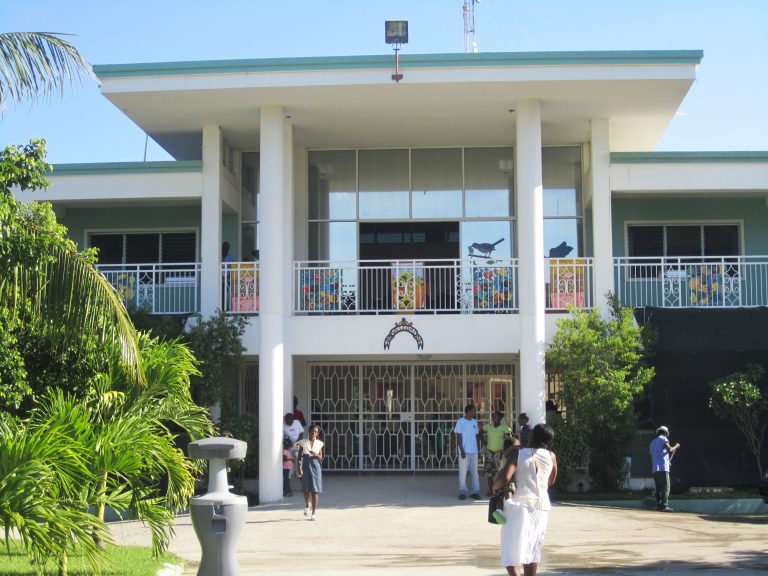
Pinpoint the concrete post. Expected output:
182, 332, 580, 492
591, 119, 613, 317
516, 100, 547, 425
258, 106, 289, 502
201, 125, 223, 317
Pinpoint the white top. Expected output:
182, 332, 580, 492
283, 421, 304, 443
297, 438, 324, 455
511, 447, 554, 511
454, 417, 479, 454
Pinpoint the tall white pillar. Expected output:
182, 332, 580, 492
200, 125, 223, 317
591, 119, 613, 317
258, 107, 289, 502
516, 100, 547, 425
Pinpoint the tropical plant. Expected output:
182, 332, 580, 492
0, 31, 93, 109
709, 363, 768, 481
0, 401, 111, 576
0, 140, 144, 412
85, 333, 214, 550
186, 311, 247, 417
546, 296, 655, 491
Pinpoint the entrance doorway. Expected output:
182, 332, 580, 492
308, 361, 516, 471
358, 222, 460, 311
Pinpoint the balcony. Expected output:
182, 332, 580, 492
98, 263, 201, 314
614, 256, 768, 308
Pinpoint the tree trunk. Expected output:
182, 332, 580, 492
93, 471, 108, 548
57, 552, 68, 576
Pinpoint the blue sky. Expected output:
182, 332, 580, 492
2, 0, 767, 163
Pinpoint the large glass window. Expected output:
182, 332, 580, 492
627, 224, 740, 257
308, 150, 356, 220
411, 148, 462, 218
88, 232, 197, 264
359, 149, 410, 219
461, 221, 513, 259
241, 152, 260, 260
464, 147, 514, 217
308, 222, 357, 262
543, 147, 582, 257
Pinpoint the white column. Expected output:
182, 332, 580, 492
200, 125, 222, 317
516, 100, 546, 425
591, 119, 613, 317
282, 129, 295, 413
258, 106, 289, 502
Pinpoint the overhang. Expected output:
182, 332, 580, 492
94, 51, 702, 160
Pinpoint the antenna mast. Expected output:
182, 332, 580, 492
463, 0, 479, 53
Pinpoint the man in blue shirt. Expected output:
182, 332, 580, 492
455, 404, 481, 500
650, 425, 681, 512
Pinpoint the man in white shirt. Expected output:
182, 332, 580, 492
283, 413, 304, 444
454, 404, 481, 500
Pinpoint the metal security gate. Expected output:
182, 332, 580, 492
309, 362, 516, 471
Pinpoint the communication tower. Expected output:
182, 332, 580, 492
463, 0, 480, 53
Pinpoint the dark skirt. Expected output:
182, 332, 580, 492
301, 454, 323, 493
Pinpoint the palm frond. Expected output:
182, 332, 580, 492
0, 32, 94, 109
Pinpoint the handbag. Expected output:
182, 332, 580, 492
487, 480, 515, 524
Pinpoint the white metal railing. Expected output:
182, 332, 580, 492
614, 255, 768, 308
545, 257, 595, 311
98, 263, 200, 314
294, 259, 519, 314
222, 261, 260, 314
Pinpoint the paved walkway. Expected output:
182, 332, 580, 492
110, 474, 768, 575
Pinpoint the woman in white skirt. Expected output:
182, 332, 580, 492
493, 423, 558, 576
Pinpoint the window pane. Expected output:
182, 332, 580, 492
309, 222, 357, 262
125, 234, 159, 264
666, 226, 701, 257
359, 149, 409, 219
543, 147, 581, 217
241, 223, 258, 260
162, 232, 196, 262
464, 147, 513, 217
308, 150, 356, 220
241, 152, 259, 222
411, 148, 462, 218
627, 226, 663, 257
544, 219, 580, 258
462, 221, 512, 259
704, 225, 739, 256
90, 234, 123, 264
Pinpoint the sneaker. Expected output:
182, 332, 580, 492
458, 493, 467, 500
660, 507, 674, 512
304, 507, 311, 518
471, 493, 481, 500
310, 512, 318, 520
492, 510, 506, 525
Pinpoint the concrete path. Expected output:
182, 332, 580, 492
109, 474, 768, 575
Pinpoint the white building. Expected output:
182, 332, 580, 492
22, 50, 768, 498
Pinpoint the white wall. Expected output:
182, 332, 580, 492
611, 162, 768, 193
28, 172, 202, 202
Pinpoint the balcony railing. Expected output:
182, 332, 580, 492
98, 263, 201, 314
293, 259, 519, 314
222, 262, 259, 314
614, 256, 768, 308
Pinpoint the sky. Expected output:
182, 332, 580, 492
2, 0, 767, 164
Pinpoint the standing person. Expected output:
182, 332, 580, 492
650, 425, 680, 512
517, 413, 532, 448
297, 424, 324, 520
494, 423, 558, 576
282, 437, 296, 497
221, 241, 236, 310
293, 395, 307, 427
455, 404, 481, 500
483, 411, 513, 496
283, 412, 304, 444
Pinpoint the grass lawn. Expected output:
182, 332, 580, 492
0, 540, 185, 576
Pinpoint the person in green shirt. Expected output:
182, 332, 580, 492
482, 411, 513, 496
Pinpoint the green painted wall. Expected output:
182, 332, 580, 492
61, 206, 202, 249
612, 197, 768, 255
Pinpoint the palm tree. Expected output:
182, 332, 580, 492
0, 32, 93, 109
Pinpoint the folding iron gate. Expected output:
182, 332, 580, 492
309, 362, 516, 471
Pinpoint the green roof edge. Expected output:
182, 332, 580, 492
611, 152, 768, 164
94, 50, 703, 79
48, 161, 202, 176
